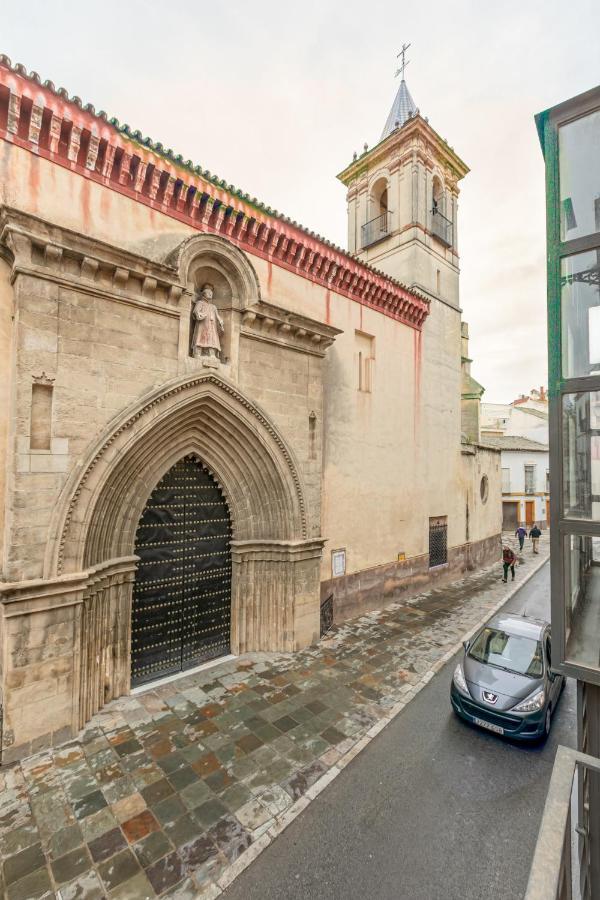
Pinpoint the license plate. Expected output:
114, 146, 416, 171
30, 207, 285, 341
473, 716, 504, 735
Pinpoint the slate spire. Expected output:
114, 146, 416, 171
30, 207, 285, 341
381, 78, 418, 141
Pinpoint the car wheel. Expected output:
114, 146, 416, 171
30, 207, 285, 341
544, 706, 552, 738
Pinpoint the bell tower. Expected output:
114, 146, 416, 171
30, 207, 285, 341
337, 52, 469, 311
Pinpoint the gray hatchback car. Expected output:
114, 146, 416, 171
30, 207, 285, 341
450, 612, 565, 741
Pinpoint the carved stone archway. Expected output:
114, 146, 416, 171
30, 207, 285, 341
44, 372, 323, 729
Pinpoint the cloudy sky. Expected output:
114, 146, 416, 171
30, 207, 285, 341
4, 1, 599, 401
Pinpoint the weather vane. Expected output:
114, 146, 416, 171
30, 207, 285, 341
395, 42, 411, 80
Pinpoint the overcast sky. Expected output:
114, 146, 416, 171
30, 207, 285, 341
4, 1, 599, 402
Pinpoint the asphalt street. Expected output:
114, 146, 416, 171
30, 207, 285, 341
223, 562, 576, 900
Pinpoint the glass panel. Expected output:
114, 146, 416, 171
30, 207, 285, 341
562, 391, 600, 520
559, 109, 600, 241
561, 251, 600, 378
564, 533, 600, 669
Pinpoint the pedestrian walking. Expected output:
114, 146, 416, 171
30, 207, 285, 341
502, 546, 516, 583
529, 524, 542, 554
515, 525, 527, 551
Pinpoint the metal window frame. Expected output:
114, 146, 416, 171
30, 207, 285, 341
536, 85, 600, 685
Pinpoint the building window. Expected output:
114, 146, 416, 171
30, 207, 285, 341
356, 331, 375, 392
501, 468, 511, 493
331, 549, 346, 578
480, 475, 489, 503
546, 470, 550, 493
429, 516, 448, 568
524, 464, 536, 495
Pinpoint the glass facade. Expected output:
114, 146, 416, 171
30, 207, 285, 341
538, 88, 600, 683
561, 251, 600, 379
559, 109, 600, 241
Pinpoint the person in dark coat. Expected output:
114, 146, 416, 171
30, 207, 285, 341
515, 525, 527, 551
502, 546, 517, 583
529, 525, 542, 554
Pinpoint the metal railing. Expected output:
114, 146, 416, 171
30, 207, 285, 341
526, 745, 600, 900
431, 207, 453, 246
361, 211, 391, 248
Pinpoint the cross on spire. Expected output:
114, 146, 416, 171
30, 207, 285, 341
395, 42, 411, 81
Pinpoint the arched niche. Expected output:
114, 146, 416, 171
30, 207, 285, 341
167, 234, 261, 367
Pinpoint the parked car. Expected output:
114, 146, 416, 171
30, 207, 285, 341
450, 613, 564, 741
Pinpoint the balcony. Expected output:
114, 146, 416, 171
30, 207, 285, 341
526, 745, 600, 899
431, 207, 453, 247
361, 212, 391, 249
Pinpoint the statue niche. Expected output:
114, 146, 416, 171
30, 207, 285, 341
190, 282, 225, 361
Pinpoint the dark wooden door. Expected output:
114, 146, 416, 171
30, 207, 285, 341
131, 456, 231, 687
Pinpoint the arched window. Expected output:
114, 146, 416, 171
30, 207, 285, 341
362, 176, 391, 248
431, 175, 452, 247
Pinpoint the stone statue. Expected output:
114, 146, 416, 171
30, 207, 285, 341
191, 283, 224, 360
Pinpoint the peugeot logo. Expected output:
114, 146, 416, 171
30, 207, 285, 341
482, 690, 498, 704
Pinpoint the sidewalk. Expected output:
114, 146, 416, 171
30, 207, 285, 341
0, 533, 549, 900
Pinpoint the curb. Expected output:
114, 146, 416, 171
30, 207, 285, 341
214, 552, 551, 897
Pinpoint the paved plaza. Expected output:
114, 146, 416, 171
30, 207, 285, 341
0, 534, 548, 899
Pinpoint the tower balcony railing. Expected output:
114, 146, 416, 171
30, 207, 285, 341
361, 211, 391, 249
431, 207, 453, 247
525, 745, 600, 900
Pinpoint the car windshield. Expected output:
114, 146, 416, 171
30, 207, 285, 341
468, 627, 543, 678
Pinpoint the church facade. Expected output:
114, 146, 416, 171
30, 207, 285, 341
0, 56, 501, 762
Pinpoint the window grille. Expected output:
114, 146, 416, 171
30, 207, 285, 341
429, 517, 448, 568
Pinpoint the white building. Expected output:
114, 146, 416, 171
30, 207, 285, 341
481, 394, 549, 530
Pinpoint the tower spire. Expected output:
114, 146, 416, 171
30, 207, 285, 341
381, 45, 418, 140
395, 42, 411, 81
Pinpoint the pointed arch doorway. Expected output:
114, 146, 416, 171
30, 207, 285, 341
131, 454, 232, 687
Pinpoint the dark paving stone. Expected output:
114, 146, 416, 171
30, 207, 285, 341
204, 767, 234, 794
207, 815, 251, 863
193, 797, 229, 829
145, 850, 186, 895
4, 842, 46, 885
51, 844, 92, 884
305, 700, 327, 715
88, 826, 127, 863
281, 760, 328, 800
167, 766, 198, 791
179, 833, 219, 874
164, 813, 202, 849
121, 809, 160, 844
6, 866, 52, 900
321, 726, 348, 746
153, 794, 187, 826
156, 750, 187, 775
132, 829, 174, 868
141, 777, 173, 807
190, 752, 221, 778
46, 823, 84, 861
235, 734, 263, 754
0, 823, 40, 858
273, 715, 299, 733
97, 848, 140, 892
72, 790, 107, 821
178, 780, 212, 811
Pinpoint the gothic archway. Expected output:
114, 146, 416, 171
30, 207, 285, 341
44, 372, 323, 727
131, 455, 232, 687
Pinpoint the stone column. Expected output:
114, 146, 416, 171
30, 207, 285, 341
230, 538, 324, 653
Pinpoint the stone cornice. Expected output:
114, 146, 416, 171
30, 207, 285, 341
0, 56, 429, 332
241, 301, 342, 358
337, 115, 469, 186
0, 207, 184, 315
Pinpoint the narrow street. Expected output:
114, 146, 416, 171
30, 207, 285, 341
223, 562, 576, 900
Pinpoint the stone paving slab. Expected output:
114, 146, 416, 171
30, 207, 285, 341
0, 533, 549, 899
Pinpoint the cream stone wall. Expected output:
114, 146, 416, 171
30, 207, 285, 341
0, 256, 14, 580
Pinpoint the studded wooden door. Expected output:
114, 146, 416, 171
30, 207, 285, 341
131, 456, 232, 687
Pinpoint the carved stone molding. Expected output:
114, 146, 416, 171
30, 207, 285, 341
241, 301, 341, 357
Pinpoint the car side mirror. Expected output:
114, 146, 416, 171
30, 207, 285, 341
463, 640, 470, 652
